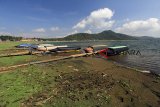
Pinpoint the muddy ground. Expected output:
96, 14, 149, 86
20, 57, 160, 107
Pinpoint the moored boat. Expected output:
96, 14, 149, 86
107, 46, 129, 56
15, 44, 32, 48
31, 44, 68, 51
49, 46, 81, 52
99, 46, 129, 58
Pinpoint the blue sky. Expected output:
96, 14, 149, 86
0, 0, 160, 37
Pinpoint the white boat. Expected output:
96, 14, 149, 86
31, 44, 68, 51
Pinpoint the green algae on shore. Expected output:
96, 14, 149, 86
0, 41, 159, 107
1, 57, 159, 107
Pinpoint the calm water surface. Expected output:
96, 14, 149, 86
48, 40, 160, 75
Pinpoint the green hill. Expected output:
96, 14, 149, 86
63, 30, 137, 40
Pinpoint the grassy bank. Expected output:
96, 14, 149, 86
0, 41, 28, 50
0, 41, 56, 67
0, 57, 160, 107
0, 41, 43, 50
0, 42, 160, 107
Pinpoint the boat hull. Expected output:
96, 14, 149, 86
99, 46, 129, 58
50, 47, 81, 52
31, 44, 68, 51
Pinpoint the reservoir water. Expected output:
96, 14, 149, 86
49, 40, 160, 75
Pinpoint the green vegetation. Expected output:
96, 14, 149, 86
0, 65, 47, 107
0, 60, 83, 107
0, 42, 20, 50
0, 30, 155, 42
63, 30, 137, 41
40, 30, 137, 41
0, 41, 42, 51
0, 55, 35, 67
0, 35, 22, 41
0, 41, 30, 50
0, 42, 160, 107
1, 57, 160, 107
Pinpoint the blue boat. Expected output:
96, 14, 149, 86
15, 44, 32, 48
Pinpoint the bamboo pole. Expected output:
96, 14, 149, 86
0, 51, 44, 57
0, 52, 98, 72
0, 49, 80, 58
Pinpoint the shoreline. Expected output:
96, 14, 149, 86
0, 41, 160, 106
109, 59, 160, 76
22, 57, 160, 106
0, 53, 159, 77
0, 56, 160, 106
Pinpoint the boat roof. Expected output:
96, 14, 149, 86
38, 44, 54, 46
108, 46, 128, 49
19, 44, 32, 46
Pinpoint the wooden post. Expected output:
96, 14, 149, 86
0, 52, 98, 72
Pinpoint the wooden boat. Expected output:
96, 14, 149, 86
107, 46, 129, 55
31, 44, 68, 51
99, 46, 129, 58
49, 46, 81, 52
15, 44, 32, 48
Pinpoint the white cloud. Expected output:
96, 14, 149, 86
84, 30, 92, 34
90, 8, 113, 19
73, 8, 115, 30
33, 28, 46, 33
50, 27, 59, 31
68, 30, 78, 35
18, 33, 37, 38
0, 32, 12, 35
124, 18, 130, 22
115, 18, 160, 37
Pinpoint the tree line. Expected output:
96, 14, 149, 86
0, 35, 22, 41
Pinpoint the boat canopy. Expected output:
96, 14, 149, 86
15, 44, 32, 48
108, 46, 129, 55
108, 46, 128, 49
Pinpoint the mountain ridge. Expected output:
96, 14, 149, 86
63, 30, 137, 40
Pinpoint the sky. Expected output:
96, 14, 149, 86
0, 0, 160, 38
